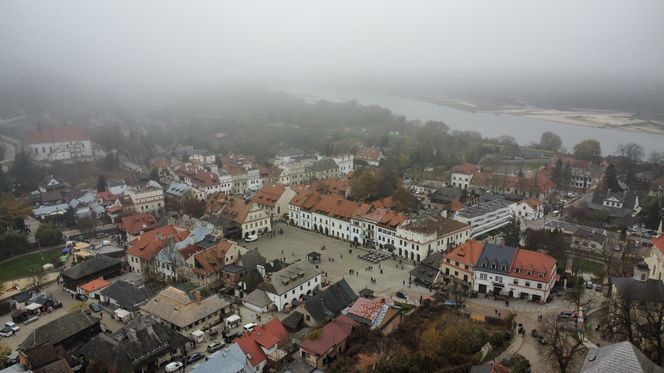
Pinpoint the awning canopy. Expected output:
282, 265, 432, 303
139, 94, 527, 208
26, 303, 41, 311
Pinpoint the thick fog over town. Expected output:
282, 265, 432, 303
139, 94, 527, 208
1, 1, 664, 373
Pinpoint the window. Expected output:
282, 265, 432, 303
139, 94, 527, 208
525, 281, 531, 287
495, 276, 503, 283
513, 279, 518, 285
537, 283, 542, 289
479, 273, 488, 280
515, 268, 521, 273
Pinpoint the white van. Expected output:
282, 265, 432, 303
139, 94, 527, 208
243, 322, 257, 332
101, 240, 111, 246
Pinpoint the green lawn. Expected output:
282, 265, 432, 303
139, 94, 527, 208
0, 247, 63, 283
578, 259, 605, 279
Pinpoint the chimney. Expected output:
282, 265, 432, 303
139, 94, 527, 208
195, 290, 202, 304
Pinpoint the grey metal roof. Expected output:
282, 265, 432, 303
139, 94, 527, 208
191, 343, 250, 373
18, 310, 100, 351
475, 243, 516, 275
581, 341, 664, 373
304, 278, 357, 325
243, 289, 272, 308
60, 256, 122, 280
612, 277, 664, 303
100, 280, 158, 311
258, 262, 321, 296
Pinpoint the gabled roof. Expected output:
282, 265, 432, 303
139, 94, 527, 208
207, 194, 255, 224
78, 278, 111, 293
475, 243, 517, 274
60, 256, 122, 281
120, 213, 157, 235
653, 234, 664, 256
313, 194, 344, 215
140, 287, 230, 328
304, 279, 358, 325
79, 316, 189, 373
445, 240, 484, 267
347, 298, 388, 324
191, 343, 249, 373
452, 162, 480, 175
126, 225, 189, 260
289, 191, 322, 210
581, 341, 664, 373
18, 311, 99, 351
193, 240, 234, 276
99, 280, 158, 311
243, 289, 272, 308
300, 315, 356, 356
251, 184, 287, 207
258, 263, 321, 296
330, 199, 360, 220
355, 146, 383, 162
509, 248, 556, 283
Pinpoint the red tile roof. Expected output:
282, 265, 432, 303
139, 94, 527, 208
126, 225, 189, 260
521, 198, 542, 208
331, 199, 360, 220
313, 194, 343, 215
234, 318, 290, 367
311, 178, 349, 195
149, 158, 171, 169
78, 278, 111, 292
445, 240, 484, 267
26, 126, 89, 144
252, 185, 287, 207
447, 199, 466, 212
120, 213, 157, 235
193, 240, 233, 275
300, 315, 356, 356
207, 194, 253, 224
347, 298, 386, 322
452, 162, 480, 175
97, 191, 115, 202
509, 248, 557, 283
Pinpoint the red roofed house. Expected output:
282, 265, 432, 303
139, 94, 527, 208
119, 213, 157, 242
355, 146, 383, 166
26, 126, 93, 161
77, 277, 111, 298
126, 225, 190, 275
346, 297, 403, 335
507, 248, 557, 303
233, 318, 290, 372
441, 239, 485, 288
186, 239, 248, 288
251, 184, 297, 219
450, 163, 480, 189
206, 193, 272, 240
299, 315, 357, 369
644, 226, 664, 281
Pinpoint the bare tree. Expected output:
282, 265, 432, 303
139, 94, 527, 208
617, 143, 644, 167
540, 316, 586, 373
607, 282, 639, 344
638, 295, 664, 365
30, 268, 48, 292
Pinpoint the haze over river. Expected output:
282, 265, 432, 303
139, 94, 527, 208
293, 91, 664, 156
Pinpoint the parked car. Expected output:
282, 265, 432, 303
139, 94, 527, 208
89, 303, 102, 313
4, 321, 20, 333
207, 341, 224, 353
225, 332, 242, 343
52, 300, 63, 309
0, 326, 14, 337
75, 294, 88, 301
165, 362, 183, 372
443, 300, 459, 308
244, 234, 258, 242
11, 310, 29, 323
186, 353, 204, 364
585, 281, 594, 289
395, 291, 409, 301
559, 311, 576, 319
243, 322, 257, 332
101, 240, 111, 246
595, 284, 604, 292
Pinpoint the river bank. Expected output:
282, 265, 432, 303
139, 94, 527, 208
422, 96, 664, 136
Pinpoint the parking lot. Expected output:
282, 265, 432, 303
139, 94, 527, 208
0, 282, 124, 351
250, 223, 433, 302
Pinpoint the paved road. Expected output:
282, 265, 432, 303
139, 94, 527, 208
252, 223, 427, 302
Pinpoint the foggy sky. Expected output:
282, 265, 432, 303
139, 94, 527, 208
1, 0, 663, 99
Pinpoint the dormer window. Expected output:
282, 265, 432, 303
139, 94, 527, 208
501, 266, 506, 271
526, 271, 533, 276
515, 268, 521, 273
538, 272, 544, 278
491, 264, 496, 269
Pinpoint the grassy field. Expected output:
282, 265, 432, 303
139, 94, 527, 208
578, 259, 605, 279
0, 247, 63, 283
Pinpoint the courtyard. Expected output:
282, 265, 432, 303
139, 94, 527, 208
249, 223, 432, 302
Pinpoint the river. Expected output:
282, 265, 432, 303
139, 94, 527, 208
291, 91, 664, 156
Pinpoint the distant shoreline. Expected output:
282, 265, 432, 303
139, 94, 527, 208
412, 95, 664, 137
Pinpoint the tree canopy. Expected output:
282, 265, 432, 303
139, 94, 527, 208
573, 139, 602, 161
538, 132, 562, 151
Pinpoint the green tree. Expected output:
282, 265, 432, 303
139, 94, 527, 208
62, 206, 78, 228
573, 139, 602, 161
0, 193, 31, 231
36, 223, 63, 246
503, 215, 521, 247
96, 174, 107, 192
9, 151, 42, 193
182, 197, 206, 218
539, 132, 562, 152
605, 163, 621, 192
149, 168, 160, 183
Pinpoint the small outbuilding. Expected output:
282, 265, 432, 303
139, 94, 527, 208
307, 251, 321, 264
